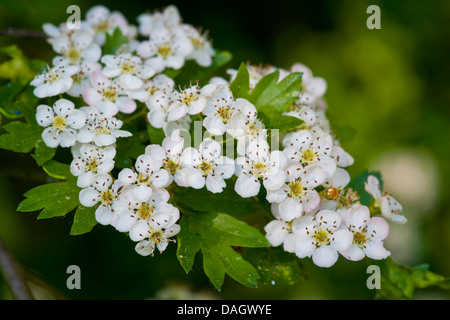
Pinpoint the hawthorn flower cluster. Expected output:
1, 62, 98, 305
31, 5, 406, 266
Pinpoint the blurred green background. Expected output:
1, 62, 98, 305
0, 0, 449, 299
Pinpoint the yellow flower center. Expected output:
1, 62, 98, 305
163, 158, 180, 175
199, 160, 213, 176
86, 157, 99, 173
302, 149, 317, 164
103, 88, 117, 101
120, 63, 135, 74
137, 203, 154, 220
66, 47, 81, 63
353, 232, 367, 247
52, 116, 67, 131
252, 162, 267, 177
314, 230, 330, 246
288, 181, 304, 198
100, 190, 114, 205
150, 230, 163, 244
157, 45, 172, 59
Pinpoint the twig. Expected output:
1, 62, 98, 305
0, 236, 34, 300
0, 28, 46, 38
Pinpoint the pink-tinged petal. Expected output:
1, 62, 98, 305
302, 189, 321, 214
340, 244, 365, 261
363, 241, 391, 260
79, 187, 100, 207
367, 217, 390, 241
83, 87, 103, 106
312, 245, 339, 268
365, 175, 382, 200
115, 96, 136, 114
90, 69, 111, 88
345, 204, 371, 230
234, 174, 261, 198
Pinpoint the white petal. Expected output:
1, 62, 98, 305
79, 187, 99, 207
330, 228, 353, 252
264, 220, 289, 247
278, 197, 303, 221
340, 244, 365, 261
234, 174, 260, 198
363, 241, 391, 260
312, 245, 339, 268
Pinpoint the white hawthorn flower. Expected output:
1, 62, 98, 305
289, 209, 353, 268
101, 53, 155, 91
144, 136, 185, 183
181, 24, 214, 67
70, 143, 116, 188
138, 27, 193, 73
83, 70, 137, 116
137, 5, 181, 36
290, 63, 327, 106
128, 74, 175, 104
84, 5, 136, 45
77, 112, 132, 147
168, 83, 216, 120
131, 220, 181, 257
176, 138, 235, 193
36, 99, 86, 148
267, 163, 325, 221
202, 85, 237, 136
227, 98, 266, 155
49, 29, 101, 65
31, 64, 79, 98
283, 129, 336, 179
111, 188, 177, 233
79, 174, 124, 225
235, 139, 287, 198
339, 204, 391, 261
117, 154, 171, 202
365, 175, 407, 224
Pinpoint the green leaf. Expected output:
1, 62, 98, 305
174, 179, 268, 217
375, 257, 450, 300
347, 170, 383, 206
244, 247, 306, 286
172, 50, 232, 87
32, 139, 57, 166
250, 71, 303, 113
177, 211, 269, 290
229, 62, 250, 99
102, 28, 129, 55
17, 161, 79, 219
258, 109, 303, 133
70, 205, 98, 235
0, 121, 41, 153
